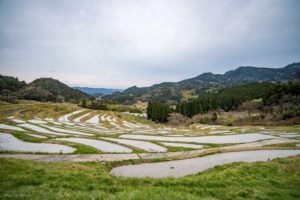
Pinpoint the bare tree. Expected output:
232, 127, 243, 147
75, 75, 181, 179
239, 101, 259, 118
167, 113, 191, 126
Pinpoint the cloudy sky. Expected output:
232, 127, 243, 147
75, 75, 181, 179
0, 0, 299, 88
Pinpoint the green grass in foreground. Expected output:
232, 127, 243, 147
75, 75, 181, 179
0, 156, 300, 200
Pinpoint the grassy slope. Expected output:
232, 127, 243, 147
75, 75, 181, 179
0, 100, 77, 121
0, 156, 300, 200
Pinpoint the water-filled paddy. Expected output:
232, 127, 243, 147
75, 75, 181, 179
73, 112, 93, 122
56, 138, 132, 153
86, 114, 100, 123
11, 119, 26, 123
110, 150, 300, 178
26, 133, 48, 139
18, 123, 67, 136
120, 133, 275, 144
100, 137, 167, 152
0, 133, 75, 153
58, 110, 84, 122
40, 124, 92, 136
0, 124, 27, 132
28, 119, 47, 124
160, 142, 204, 149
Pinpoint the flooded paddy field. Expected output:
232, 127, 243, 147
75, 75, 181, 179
110, 150, 300, 178
0, 133, 75, 153
0, 106, 299, 158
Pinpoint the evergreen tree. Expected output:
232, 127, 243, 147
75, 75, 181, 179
146, 101, 170, 123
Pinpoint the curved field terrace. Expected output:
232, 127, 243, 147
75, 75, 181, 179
1, 105, 300, 180
110, 150, 300, 178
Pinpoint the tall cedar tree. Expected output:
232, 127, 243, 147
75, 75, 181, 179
147, 101, 170, 123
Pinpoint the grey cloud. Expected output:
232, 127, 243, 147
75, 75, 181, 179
0, 0, 299, 88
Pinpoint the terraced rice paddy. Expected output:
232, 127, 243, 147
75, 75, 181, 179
58, 110, 84, 122
0, 124, 27, 132
0, 109, 299, 199
85, 114, 100, 123
40, 124, 92, 136
0, 108, 299, 162
160, 142, 204, 149
28, 119, 47, 124
56, 138, 132, 153
278, 133, 299, 138
73, 112, 93, 122
119, 133, 275, 144
100, 137, 167, 152
18, 123, 67, 136
26, 133, 48, 139
11, 119, 26, 123
0, 133, 74, 153
110, 150, 300, 178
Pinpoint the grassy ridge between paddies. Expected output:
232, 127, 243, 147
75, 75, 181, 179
0, 156, 300, 200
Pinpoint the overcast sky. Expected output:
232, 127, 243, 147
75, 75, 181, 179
0, 0, 299, 88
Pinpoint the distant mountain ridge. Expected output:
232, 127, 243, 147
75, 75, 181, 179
1, 62, 299, 104
74, 87, 123, 96
224, 62, 300, 81
107, 62, 300, 104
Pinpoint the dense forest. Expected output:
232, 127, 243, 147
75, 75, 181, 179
147, 101, 170, 123
262, 81, 300, 120
0, 75, 26, 93
176, 82, 274, 117
0, 75, 26, 103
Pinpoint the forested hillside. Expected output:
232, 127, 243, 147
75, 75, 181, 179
0, 75, 89, 103
28, 78, 89, 102
0, 75, 26, 94
176, 82, 274, 117
146, 81, 300, 124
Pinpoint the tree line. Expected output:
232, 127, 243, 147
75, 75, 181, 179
79, 98, 142, 113
80, 98, 108, 110
176, 82, 273, 118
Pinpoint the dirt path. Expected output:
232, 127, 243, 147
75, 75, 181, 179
0, 138, 298, 162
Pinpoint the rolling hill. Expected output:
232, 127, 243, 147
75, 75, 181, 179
0, 76, 89, 103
